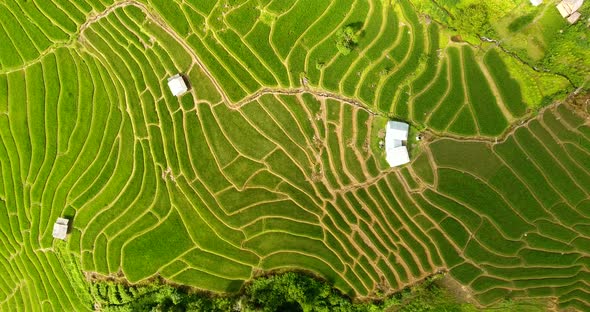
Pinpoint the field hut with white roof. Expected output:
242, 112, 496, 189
52, 217, 69, 240
384, 121, 410, 167
167, 74, 189, 96
556, 0, 584, 23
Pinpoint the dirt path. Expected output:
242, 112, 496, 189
232, 87, 381, 116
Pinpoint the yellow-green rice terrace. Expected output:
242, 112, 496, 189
1, 0, 590, 310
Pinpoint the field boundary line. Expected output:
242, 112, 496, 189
337, 0, 383, 94
376, 1, 417, 114
458, 46, 480, 135
314, 3, 365, 87
177, 175, 248, 238
79, 1, 233, 106
334, 101, 363, 184
526, 126, 590, 199
283, 0, 336, 64
257, 95, 317, 171
421, 101, 570, 144
490, 145, 560, 215
476, 53, 514, 122
511, 130, 583, 206
424, 53, 452, 126
60, 55, 115, 209
233, 87, 380, 115
379, 178, 430, 282
390, 171, 442, 272
535, 119, 590, 187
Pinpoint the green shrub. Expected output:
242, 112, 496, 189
508, 13, 535, 32
335, 25, 361, 55
454, 3, 495, 36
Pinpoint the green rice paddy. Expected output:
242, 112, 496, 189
0, 0, 586, 310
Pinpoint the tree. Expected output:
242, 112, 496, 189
454, 3, 494, 36
336, 26, 360, 55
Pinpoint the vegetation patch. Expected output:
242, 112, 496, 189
507, 13, 535, 33
335, 24, 362, 55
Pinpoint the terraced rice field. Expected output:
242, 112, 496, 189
0, 0, 586, 310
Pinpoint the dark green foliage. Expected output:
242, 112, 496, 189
97, 282, 234, 312
246, 272, 361, 312
508, 13, 535, 33
335, 25, 362, 55
538, 5, 590, 86
94, 272, 489, 312
454, 4, 495, 36
391, 280, 463, 312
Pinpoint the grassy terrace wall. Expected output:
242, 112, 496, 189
0, 0, 584, 310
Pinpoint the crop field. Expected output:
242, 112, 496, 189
416, 103, 590, 309
0, 0, 585, 310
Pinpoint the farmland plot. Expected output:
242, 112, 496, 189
416, 104, 590, 309
0, 0, 585, 311
154, 0, 565, 137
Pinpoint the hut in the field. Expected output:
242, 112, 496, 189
167, 74, 189, 96
567, 11, 582, 23
384, 121, 410, 167
556, 0, 584, 23
530, 0, 543, 6
52, 218, 69, 240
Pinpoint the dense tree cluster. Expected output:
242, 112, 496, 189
96, 282, 234, 312
90, 272, 496, 312
243, 272, 380, 312
453, 3, 495, 36
336, 26, 361, 55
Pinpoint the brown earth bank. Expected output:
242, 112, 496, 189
566, 89, 590, 116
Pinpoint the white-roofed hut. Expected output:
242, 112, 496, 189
167, 74, 189, 97
384, 121, 410, 167
556, 0, 584, 23
567, 11, 582, 23
52, 218, 69, 240
557, 0, 584, 17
